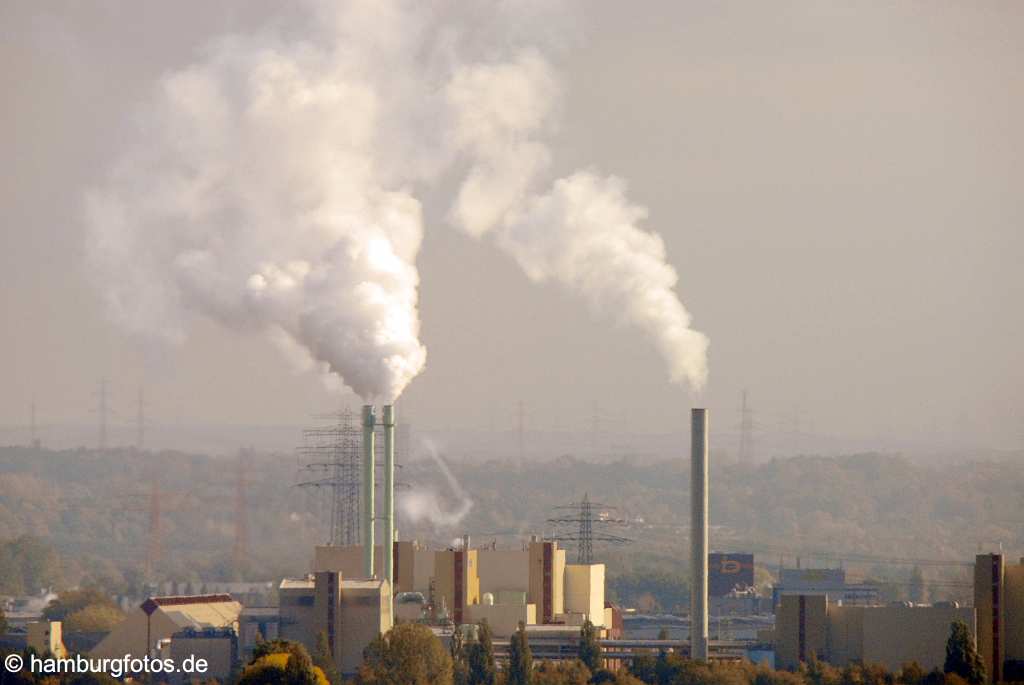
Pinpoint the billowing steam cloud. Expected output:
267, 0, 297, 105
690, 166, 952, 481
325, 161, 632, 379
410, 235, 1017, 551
86, 0, 708, 399
398, 440, 473, 531
445, 51, 709, 387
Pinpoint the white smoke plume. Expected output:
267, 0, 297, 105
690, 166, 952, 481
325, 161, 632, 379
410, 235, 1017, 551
398, 439, 473, 531
445, 52, 709, 388
86, 0, 708, 399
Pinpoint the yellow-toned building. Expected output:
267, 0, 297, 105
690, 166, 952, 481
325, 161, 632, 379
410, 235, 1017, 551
477, 549, 530, 597
278, 573, 392, 676
528, 540, 565, 624
27, 621, 67, 658
314, 544, 384, 578
776, 594, 974, 671
91, 594, 242, 663
465, 601, 537, 636
314, 542, 435, 595
974, 553, 1024, 682
563, 564, 605, 627
434, 548, 480, 624
395, 540, 436, 595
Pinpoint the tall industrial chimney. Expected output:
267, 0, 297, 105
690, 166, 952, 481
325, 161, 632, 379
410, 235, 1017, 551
382, 405, 396, 596
690, 408, 709, 660
362, 404, 376, 578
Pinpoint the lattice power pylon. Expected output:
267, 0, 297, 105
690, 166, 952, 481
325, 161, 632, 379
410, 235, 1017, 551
547, 492, 631, 564
296, 409, 363, 546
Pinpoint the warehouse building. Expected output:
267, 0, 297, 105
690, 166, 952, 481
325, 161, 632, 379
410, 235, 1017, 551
772, 567, 879, 609
775, 594, 975, 671
278, 572, 392, 676
91, 594, 242, 669
974, 553, 1024, 683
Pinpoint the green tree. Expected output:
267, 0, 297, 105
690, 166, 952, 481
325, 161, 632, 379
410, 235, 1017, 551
607, 672, 644, 685
356, 623, 453, 685
943, 620, 985, 685
508, 621, 533, 685
313, 631, 341, 685
806, 653, 840, 685
0, 535, 63, 595
627, 652, 657, 684
898, 662, 926, 685
0, 604, 7, 636
43, 589, 116, 622
63, 604, 124, 633
533, 659, 591, 685
578, 619, 602, 673
240, 639, 327, 685
467, 620, 497, 685
451, 624, 469, 685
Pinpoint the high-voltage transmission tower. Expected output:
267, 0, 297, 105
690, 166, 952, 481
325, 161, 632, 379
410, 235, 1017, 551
296, 409, 363, 546
547, 492, 631, 564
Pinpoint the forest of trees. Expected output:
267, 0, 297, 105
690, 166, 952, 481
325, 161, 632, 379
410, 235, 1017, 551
0, 445, 1021, 605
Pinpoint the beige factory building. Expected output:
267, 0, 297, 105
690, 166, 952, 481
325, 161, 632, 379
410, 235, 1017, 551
528, 540, 566, 624
466, 600, 538, 636
478, 548, 531, 597
434, 547, 482, 624
776, 594, 975, 671
564, 563, 606, 625
278, 572, 392, 675
974, 553, 1024, 683
313, 538, 606, 638
91, 594, 242, 662
314, 541, 435, 595
166, 627, 237, 684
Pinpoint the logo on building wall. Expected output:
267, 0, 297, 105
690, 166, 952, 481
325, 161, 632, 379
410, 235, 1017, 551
708, 553, 755, 596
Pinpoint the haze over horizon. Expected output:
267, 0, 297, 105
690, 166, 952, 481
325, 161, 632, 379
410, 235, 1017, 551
2, 1, 1021, 457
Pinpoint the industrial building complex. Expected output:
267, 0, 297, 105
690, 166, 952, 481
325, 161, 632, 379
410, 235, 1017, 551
775, 553, 1024, 678
4, 406, 1022, 681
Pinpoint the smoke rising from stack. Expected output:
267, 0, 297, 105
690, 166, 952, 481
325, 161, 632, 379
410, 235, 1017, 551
85, 0, 709, 399
398, 439, 473, 531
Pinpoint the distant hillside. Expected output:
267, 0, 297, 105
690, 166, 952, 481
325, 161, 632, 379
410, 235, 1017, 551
0, 445, 1020, 607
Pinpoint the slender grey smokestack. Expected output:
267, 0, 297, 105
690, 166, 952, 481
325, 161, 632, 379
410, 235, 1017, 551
362, 404, 376, 578
690, 408, 709, 660
382, 405, 396, 599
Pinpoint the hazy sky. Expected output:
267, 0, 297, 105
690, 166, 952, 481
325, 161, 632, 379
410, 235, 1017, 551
1, 1, 1021, 455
